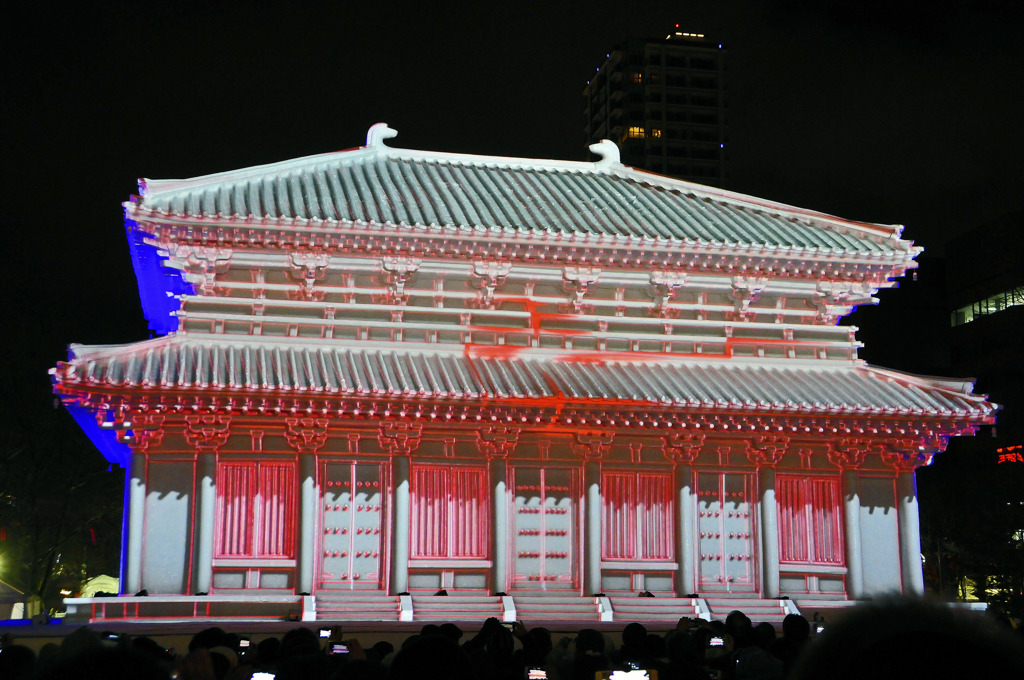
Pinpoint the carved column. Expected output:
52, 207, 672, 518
478, 426, 520, 593
572, 431, 613, 595
184, 415, 231, 594
663, 432, 705, 596
827, 439, 871, 599
125, 450, 146, 594
883, 445, 934, 596
285, 418, 329, 594
380, 423, 423, 594
123, 417, 164, 594
746, 436, 789, 598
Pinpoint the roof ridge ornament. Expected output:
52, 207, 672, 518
366, 122, 398, 149
589, 139, 621, 170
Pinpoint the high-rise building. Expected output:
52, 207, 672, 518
947, 210, 1024, 445
584, 28, 727, 186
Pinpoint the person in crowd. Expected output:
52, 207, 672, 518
458, 616, 518, 680
568, 627, 612, 680
768, 613, 809, 677
664, 628, 712, 680
0, 643, 36, 680
440, 622, 464, 643
254, 636, 282, 672
388, 629, 475, 680
189, 626, 228, 653
788, 597, 1024, 680
6, 596, 1024, 680
367, 640, 394, 664
512, 625, 554, 678
616, 621, 649, 667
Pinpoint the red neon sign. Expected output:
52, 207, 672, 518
996, 444, 1023, 463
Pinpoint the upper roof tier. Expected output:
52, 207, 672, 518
129, 124, 917, 260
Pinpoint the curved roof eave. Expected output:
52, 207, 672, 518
129, 124, 916, 258
54, 336, 997, 421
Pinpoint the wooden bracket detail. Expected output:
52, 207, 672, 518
285, 417, 330, 453
661, 432, 706, 464
184, 415, 231, 452
287, 252, 331, 301
745, 435, 790, 467
471, 261, 512, 309
571, 430, 613, 460
127, 414, 166, 452
378, 422, 423, 455
476, 425, 521, 459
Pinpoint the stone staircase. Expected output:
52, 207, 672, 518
702, 596, 792, 624
410, 595, 505, 622
607, 596, 702, 623
512, 596, 605, 621
314, 592, 403, 621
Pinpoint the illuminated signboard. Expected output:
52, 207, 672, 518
996, 444, 1023, 464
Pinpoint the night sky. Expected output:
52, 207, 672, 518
4, 0, 1024, 406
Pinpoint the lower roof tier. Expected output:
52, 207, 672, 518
53, 336, 996, 420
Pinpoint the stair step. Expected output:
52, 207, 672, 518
316, 595, 398, 602
411, 597, 502, 603
313, 593, 402, 621
607, 597, 699, 621
515, 611, 602, 620
409, 596, 503, 621
317, 613, 401, 621
513, 597, 602, 620
317, 602, 400, 610
704, 599, 788, 623
516, 603, 597, 610
412, 600, 502, 606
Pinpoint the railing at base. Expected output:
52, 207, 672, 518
63, 595, 310, 623
694, 597, 712, 621
63, 593, 860, 625
781, 598, 802, 617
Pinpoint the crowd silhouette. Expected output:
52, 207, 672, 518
1, 597, 1022, 680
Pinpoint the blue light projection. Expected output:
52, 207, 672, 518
65, 401, 131, 469
125, 219, 193, 335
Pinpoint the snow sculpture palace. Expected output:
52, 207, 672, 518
53, 125, 995, 622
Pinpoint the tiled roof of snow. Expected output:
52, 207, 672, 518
130, 125, 914, 258
57, 336, 994, 418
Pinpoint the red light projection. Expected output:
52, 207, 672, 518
51, 126, 997, 615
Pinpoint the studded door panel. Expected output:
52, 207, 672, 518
697, 472, 756, 592
320, 462, 385, 590
512, 467, 578, 589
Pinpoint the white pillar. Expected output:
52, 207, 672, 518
298, 453, 317, 594
491, 458, 509, 593
125, 451, 146, 594
194, 451, 216, 594
676, 463, 696, 596
584, 461, 602, 595
897, 470, 924, 595
391, 455, 411, 594
841, 469, 864, 599
759, 466, 780, 598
